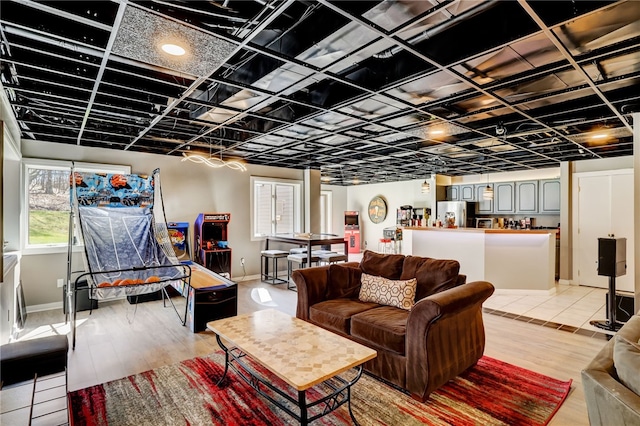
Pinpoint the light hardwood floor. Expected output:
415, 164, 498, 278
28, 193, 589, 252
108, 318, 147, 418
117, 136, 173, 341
18, 279, 606, 425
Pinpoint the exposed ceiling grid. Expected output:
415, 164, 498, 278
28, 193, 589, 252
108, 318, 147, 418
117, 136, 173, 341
1, 0, 638, 185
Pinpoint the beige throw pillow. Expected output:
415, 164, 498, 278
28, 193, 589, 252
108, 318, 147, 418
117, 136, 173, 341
358, 273, 417, 311
613, 335, 640, 396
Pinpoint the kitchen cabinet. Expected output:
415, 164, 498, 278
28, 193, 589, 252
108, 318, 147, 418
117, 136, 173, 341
449, 178, 559, 215
460, 184, 475, 201
516, 181, 538, 213
474, 184, 493, 213
446, 185, 459, 201
539, 179, 560, 213
493, 182, 515, 214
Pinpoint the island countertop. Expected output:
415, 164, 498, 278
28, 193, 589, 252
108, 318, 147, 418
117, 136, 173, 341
401, 228, 556, 292
404, 227, 558, 234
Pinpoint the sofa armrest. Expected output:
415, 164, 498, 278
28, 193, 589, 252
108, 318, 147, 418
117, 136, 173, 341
405, 280, 495, 401
293, 266, 330, 321
582, 369, 640, 426
581, 315, 640, 425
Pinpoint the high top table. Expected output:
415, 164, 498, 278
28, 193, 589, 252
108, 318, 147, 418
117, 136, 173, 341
207, 309, 376, 425
265, 233, 348, 269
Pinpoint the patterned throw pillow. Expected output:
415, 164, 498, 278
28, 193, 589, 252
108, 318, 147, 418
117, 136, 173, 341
358, 273, 417, 311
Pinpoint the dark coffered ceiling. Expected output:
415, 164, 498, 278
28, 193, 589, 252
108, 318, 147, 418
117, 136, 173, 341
1, 1, 639, 185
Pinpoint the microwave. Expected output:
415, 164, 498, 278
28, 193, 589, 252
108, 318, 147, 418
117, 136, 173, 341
476, 218, 495, 229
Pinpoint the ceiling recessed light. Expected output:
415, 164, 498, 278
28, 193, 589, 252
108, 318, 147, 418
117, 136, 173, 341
430, 129, 445, 136
591, 133, 608, 139
161, 43, 186, 56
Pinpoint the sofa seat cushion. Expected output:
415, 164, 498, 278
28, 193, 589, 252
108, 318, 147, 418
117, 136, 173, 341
351, 306, 408, 355
309, 299, 380, 335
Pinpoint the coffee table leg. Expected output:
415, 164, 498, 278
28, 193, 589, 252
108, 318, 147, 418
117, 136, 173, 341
215, 334, 229, 386
298, 390, 308, 426
347, 386, 359, 426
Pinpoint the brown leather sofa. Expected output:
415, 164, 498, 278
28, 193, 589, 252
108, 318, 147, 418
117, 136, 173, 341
293, 250, 495, 401
582, 314, 640, 425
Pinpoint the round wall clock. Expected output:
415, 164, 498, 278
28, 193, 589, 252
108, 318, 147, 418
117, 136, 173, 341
368, 196, 387, 224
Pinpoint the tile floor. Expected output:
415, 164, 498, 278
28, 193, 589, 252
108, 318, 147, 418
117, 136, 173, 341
483, 284, 622, 339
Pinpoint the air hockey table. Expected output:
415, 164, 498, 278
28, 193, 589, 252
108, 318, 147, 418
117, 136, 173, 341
171, 261, 237, 332
168, 222, 237, 332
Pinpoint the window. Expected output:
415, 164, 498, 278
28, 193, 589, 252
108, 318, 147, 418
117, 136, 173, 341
251, 177, 302, 238
22, 159, 130, 252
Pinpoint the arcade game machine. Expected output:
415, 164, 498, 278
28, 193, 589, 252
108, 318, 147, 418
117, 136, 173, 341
344, 211, 361, 254
167, 222, 191, 262
194, 213, 232, 279
168, 221, 237, 332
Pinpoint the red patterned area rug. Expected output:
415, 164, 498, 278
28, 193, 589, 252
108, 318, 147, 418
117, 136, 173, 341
69, 353, 571, 426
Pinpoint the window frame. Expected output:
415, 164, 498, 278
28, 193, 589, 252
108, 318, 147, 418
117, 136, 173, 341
250, 176, 302, 241
21, 158, 130, 255
320, 190, 333, 235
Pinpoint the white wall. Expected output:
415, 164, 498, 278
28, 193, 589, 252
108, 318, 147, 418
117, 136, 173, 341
448, 167, 561, 184
321, 184, 348, 237
345, 179, 435, 251
572, 156, 634, 173
2, 86, 23, 271
17, 139, 305, 308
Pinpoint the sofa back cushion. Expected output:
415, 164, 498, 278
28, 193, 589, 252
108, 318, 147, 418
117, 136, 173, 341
400, 256, 461, 301
358, 273, 417, 311
327, 264, 362, 299
360, 250, 405, 279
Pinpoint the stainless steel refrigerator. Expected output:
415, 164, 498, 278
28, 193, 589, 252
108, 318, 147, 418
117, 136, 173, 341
437, 201, 476, 228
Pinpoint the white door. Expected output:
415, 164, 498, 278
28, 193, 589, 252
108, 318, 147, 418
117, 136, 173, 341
611, 173, 634, 291
575, 171, 634, 291
576, 175, 611, 288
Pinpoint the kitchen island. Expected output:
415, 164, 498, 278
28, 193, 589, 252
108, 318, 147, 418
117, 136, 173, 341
402, 228, 557, 293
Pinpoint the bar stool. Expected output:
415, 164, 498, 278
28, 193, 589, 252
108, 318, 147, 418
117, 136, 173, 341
287, 253, 320, 291
378, 238, 393, 253
260, 249, 289, 285
318, 252, 348, 265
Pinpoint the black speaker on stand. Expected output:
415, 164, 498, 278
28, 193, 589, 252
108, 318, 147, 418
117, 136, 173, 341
590, 237, 627, 332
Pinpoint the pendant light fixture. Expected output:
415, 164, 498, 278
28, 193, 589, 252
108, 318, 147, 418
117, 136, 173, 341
483, 174, 493, 200
421, 174, 431, 193
181, 153, 247, 171
483, 184, 493, 200
182, 140, 247, 171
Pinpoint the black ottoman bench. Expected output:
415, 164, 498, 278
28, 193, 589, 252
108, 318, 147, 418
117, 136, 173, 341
0, 335, 69, 387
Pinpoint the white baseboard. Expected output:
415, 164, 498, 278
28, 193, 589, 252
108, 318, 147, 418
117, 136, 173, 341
493, 287, 557, 296
558, 279, 575, 285
27, 302, 63, 313
234, 273, 261, 282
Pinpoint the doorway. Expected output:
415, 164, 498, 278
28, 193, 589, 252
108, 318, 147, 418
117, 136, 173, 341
574, 170, 634, 292
320, 190, 332, 235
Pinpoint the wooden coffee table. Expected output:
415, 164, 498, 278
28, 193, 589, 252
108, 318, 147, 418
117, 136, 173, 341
207, 309, 376, 425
